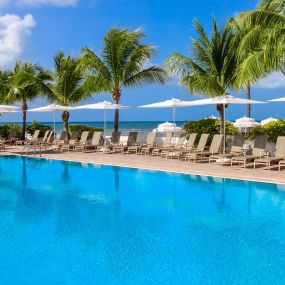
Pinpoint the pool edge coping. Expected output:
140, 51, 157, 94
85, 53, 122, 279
5, 153, 285, 186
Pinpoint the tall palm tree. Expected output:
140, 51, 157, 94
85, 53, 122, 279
166, 18, 238, 136
7, 61, 52, 140
50, 52, 90, 138
236, 0, 285, 85
0, 71, 11, 103
80, 28, 167, 132
230, 19, 254, 117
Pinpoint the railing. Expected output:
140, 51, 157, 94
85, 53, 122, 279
21, 142, 42, 157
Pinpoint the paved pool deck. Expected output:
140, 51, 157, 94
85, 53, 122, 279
3, 145, 285, 185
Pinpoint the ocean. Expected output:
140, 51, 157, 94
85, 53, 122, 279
0, 121, 186, 135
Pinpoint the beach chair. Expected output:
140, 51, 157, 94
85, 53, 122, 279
151, 132, 173, 156
1, 130, 17, 145
39, 130, 50, 144
42, 130, 54, 150
74, 131, 89, 151
254, 136, 285, 170
84, 131, 102, 151
160, 134, 186, 158
51, 131, 68, 150
209, 135, 245, 163
136, 132, 157, 155
25, 130, 41, 145
109, 131, 121, 147
181, 133, 209, 161
61, 131, 79, 151
231, 136, 267, 168
165, 133, 198, 159
112, 132, 138, 154
185, 134, 223, 163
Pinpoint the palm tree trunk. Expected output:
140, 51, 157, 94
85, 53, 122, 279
216, 103, 226, 152
246, 83, 251, 117
112, 86, 121, 132
21, 100, 27, 140
216, 104, 224, 135
61, 111, 70, 140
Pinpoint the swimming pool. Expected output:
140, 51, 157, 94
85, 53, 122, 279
0, 155, 284, 284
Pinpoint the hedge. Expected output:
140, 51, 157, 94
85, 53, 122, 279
250, 120, 285, 142
183, 118, 238, 140
69, 124, 103, 138
0, 124, 21, 139
26, 120, 52, 137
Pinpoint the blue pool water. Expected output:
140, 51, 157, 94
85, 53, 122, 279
0, 156, 284, 285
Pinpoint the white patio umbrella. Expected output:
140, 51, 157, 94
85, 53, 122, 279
73, 101, 130, 141
0, 104, 19, 110
269, 97, 285, 102
28, 103, 79, 139
139, 98, 195, 138
233, 116, 260, 129
261, 116, 278, 126
185, 94, 265, 160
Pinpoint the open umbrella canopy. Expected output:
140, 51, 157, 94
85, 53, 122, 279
0, 105, 19, 115
28, 104, 79, 140
73, 101, 130, 110
233, 116, 260, 128
153, 121, 182, 133
139, 97, 196, 108
186, 94, 265, 106
0, 105, 19, 110
28, 103, 78, 112
73, 101, 130, 141
139, 98, 194, 138
269, 97, 285, 102
261, 117, 278, 126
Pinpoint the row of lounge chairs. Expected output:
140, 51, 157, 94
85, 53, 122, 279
4, 128, 285, 170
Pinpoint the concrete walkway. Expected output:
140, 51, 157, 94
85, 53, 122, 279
3, 145, 285, 184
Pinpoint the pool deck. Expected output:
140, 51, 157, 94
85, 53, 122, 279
3, 145, 285, 184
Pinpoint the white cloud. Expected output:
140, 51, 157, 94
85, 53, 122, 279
254, 72, 285, 89
0, 14, 36, 68
17, 0, 78, 6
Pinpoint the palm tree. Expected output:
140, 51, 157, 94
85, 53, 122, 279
236, 0, 285, 85
80, 28, 167, 132
230, 19, 254, 117
0, 71, 11, 103
50, 52, 90, 138
7, 61, 52, 140
166, 18, 238, 136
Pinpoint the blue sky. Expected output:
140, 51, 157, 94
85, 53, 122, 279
0, 0, 284, 123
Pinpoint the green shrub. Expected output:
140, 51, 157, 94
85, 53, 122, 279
0, 124, 21, 139
183, 118, 238, 141
250, 120, 285, 142
69, 124, 103, 138
26, 120, 52, 137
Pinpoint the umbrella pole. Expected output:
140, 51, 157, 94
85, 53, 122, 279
53, 111, 56, 141
104, 109, 106, 146
223, 104, 226, 158
173, 107, 176, 143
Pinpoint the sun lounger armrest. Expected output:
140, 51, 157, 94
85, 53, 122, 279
262, 151, 270, 157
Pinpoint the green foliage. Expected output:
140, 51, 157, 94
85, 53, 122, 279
236, 0, 285, 86
250, 120, 285, 142
166, 18, 237, 96
69, 124, 103, 138
51, 52, 88, 105
183, 118, 238, 141
0, 124, 21, 139
80, 28, 167, 131
26, 120, 52, 137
